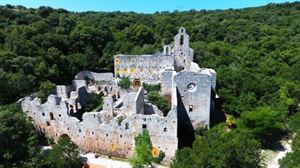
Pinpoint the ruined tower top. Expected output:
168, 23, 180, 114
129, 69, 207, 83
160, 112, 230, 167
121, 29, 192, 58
173, 27, 194, 71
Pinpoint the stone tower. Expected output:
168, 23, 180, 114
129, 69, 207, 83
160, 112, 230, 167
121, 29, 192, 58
174, 27, 194, 71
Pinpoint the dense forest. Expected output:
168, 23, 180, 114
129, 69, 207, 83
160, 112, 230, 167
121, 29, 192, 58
1, 2, 300, 167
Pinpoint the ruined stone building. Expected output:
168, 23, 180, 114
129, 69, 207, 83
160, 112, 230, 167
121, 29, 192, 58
21, 27, 216, 162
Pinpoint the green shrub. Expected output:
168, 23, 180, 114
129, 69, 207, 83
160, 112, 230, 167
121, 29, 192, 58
280, 129, 300, 167
129, 129, 153, 168
288, 112, 300, 132
37, 80, 56, 103
118, 77, 131, 89
82, 92, 103, 112
143, 83, 160, 92
237, 106, 286, 148
153, 151, 165, 164
117, 116, 124, 126
194, 126, 208, 136
147, 91, 170, 116
171, 124, 261, 168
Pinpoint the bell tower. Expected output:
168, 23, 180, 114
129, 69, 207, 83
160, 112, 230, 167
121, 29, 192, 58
174, 27, 194, 71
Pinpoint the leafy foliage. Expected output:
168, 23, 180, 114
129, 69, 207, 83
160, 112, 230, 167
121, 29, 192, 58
143, 83, 161, 92
171, 124, 262, 168
82, 92, 104, 112
280, 129, 300, 167
153, 151, 165, 164
1, 2, 300, 166
280, 111, 300, 167
117, 77, 131, 89
288, 111, 300, 132
129, 129, 153, 168
237, 106, 286, 147
117, 116, 124, 126
0, 2, 299, 110
0, 104, 40, 168
44, 134, 81, 168
147, 91, 170, 116
36, 80, 56, 103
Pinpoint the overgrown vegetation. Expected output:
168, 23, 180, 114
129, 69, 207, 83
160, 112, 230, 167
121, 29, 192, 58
36, 80, 56, 103
129, 129, 153, 168
147, 91, 170, 116
44, 134, 81, 168
153, 151, 165, 164
0, 104, 40, 167
82, 92, 104, 112
117, 77, 131, 89
117, 116, 124, 126
143, 83, 161, 92
0, 104, 81, 168
129, 129, 166, 167
237, 106, 287, 148
280, 112, 300, 167
1, 2, 300, 167
171, 124, 262, 168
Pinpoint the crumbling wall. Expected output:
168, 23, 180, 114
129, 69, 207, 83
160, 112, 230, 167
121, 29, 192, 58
21, 80, 178, 162
21, 27, 217, 164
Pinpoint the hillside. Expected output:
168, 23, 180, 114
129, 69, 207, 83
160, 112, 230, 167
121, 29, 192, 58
1, 2, 300, 167
0, 2, 299, 108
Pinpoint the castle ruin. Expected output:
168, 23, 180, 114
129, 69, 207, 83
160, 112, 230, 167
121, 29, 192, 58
21, 27, 216, 162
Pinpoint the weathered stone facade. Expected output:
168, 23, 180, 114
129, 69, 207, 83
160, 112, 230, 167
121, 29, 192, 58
21, 27, 216, 163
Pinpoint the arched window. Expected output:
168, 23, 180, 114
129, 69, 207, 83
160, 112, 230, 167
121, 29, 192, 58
50, 112, 54, 120
180, 35, 184, 45
164, 127, 167, 132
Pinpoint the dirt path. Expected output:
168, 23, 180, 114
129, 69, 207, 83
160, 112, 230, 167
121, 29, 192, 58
267, 140, 292, 168
81, 153, 131, 168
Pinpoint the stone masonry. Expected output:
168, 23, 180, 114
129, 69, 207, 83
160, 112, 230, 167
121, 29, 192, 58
21, 27, 216, 162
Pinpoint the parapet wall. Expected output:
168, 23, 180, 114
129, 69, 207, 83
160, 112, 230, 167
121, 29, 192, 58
21, 78, 178, 161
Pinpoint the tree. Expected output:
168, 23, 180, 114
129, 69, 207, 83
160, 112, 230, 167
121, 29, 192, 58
82, 92, 104, 112
37, 80, 56, 103
44, 134, 81, 168
288, 112, 300, 132
237, 106, 286, 147
0, 104, 39, 167
280, 129, 300, 168
172, 124, 262, 168
117, 77, 131, 89
129, 129, 153, 168
143, 83, 160, 92
147, 91, 170, 116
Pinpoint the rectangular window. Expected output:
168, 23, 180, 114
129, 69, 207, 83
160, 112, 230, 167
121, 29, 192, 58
142, 124, 147, 129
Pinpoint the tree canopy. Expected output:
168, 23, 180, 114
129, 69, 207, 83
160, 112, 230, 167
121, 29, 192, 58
1, 2, 300, 167
44, 134, 81, 168
129, 129, 153, 168
171, 124, 262, 168
0, 104, 39, 168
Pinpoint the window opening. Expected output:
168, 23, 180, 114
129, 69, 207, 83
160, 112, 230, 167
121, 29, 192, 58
189, 105, 194, 112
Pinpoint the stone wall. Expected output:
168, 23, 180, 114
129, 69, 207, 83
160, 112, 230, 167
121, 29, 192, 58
21, 76, 178, 162
21, 27, 217, 164
174, 71, 212, 128
114, 54, 174, 81
173, 27, 194, 71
